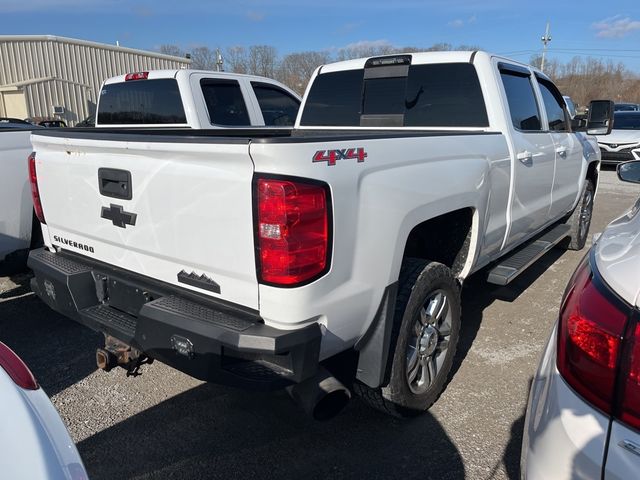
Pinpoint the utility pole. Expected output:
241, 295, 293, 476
540, 22, 551, 71
215, 49, 224, 72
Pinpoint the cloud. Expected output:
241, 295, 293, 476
246, 10, 266, 22
448, 15, 477, 28
593, 15, 640, 38
342, 39, 392, 50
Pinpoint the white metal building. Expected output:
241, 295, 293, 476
0, 35, 191, 126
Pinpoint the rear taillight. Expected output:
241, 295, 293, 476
255, 177, 331, 286
0, 342, 38, 390
557, 256, 639, 430
619, 323, 640, 430
125, 71, 149, 81
28, 151, 46, 224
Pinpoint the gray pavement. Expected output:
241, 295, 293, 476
1, 168, 639, 480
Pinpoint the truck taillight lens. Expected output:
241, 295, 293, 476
255, 177, 331, 286
28, 151, 46, 224
0, 342, 38, 390
557, 256, 638, 428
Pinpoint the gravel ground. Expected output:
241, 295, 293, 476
1, 168, 638, 480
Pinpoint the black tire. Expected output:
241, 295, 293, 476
565, 179, 594, 251
354, 258, 461, 417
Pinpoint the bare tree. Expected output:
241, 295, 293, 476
159, 44, 185, 58
248, 45, 278, 78
277, 51, 332, 94
225, 46, 248, 74
190, 46, 218, 70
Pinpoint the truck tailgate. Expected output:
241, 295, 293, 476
31, 133, 259, 310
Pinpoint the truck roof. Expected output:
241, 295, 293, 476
318, 50, 539, 75
102, 69, 290, 85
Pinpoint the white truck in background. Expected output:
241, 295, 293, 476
95, 70, 301, 128
0, 123, 42, 270
28, 51, 613, 420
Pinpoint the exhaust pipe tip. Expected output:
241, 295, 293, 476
288, 366, 351, 421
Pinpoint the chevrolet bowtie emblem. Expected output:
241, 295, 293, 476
101, 203, 137, 228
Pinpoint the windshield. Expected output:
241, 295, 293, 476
613, 113, 640, 130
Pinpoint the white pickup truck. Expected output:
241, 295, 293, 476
0, 123, 42, 270
28, 51, 613, 419
95, 70, 301, 128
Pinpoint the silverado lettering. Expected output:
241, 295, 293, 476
52, 235, 95, 253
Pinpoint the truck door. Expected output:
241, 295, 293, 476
499, 64, 555, 247
534, 75, 582, 220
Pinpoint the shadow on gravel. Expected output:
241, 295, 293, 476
451, 248, 566, 381
78, 383, 465, 480
0, 272, 99, 396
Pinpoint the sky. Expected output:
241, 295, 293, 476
2, 0, 640, 72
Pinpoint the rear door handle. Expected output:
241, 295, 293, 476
517, 151, 533, 165
556, 147, 568, 158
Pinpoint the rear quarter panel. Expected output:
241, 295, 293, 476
250, 133, 510, 358
0, 130, 34, 260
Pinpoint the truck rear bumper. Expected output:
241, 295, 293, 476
28, 248, 321, 390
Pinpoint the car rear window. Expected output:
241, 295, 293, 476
300, 62, 488, 127
98, 78, 187, 125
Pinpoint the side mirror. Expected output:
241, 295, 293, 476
586, 100, 614, 135
617, 160, 640, 184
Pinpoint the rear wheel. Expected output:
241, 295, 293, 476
354, 258, 461, 417
565, 179, 594, 251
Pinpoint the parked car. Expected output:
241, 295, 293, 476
0, 117, 33, 127
597, 111, 640, 164
522, 159, 640, 479
28, 51, 612, 420
38, 119, 67, 128
95, 70, 301, 128
0, 126, 43, 270
0, 341, 87, 479
614, 103, 640, 112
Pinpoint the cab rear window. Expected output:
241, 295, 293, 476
97, 78, 187, 125
300, 63, 488, 127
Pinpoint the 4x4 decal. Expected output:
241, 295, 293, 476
313, 148, 367, 166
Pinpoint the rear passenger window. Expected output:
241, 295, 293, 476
537, 78, 568, 131
500, 71, 542, 131
301, 63, 488, 127
98, 79, 187, 125
300, 69, 364, 126
251, 83, 300, 126
200, 79, 250, 126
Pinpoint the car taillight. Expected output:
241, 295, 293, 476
125, 71, 149, 81
557, 256, 639, 430
0, 342, 38, 390
28, 151, 46, 224
619, 322, 640, 430
255, 177, 331, 286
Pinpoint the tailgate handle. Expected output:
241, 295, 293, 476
98, 168, 132, 200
